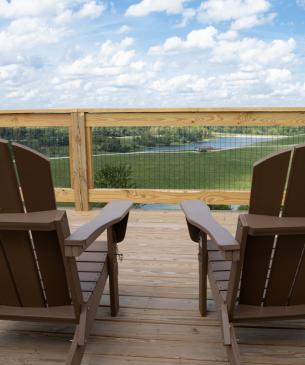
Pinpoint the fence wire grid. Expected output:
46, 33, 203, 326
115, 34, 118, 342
92, 126, 305, 191
0, 127, 70, 187
1, 126, 304, 192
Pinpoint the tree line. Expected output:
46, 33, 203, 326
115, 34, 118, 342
0, 126, 304, 156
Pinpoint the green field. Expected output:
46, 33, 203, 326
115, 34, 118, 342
50, 134, 305, 190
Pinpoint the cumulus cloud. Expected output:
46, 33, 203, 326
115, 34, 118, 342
151, 74, 207, 93
212, 37, 296, 66
0, 0, 64, 18
126, 0, 196, 27
126, 0, 189, 16
58, 37, 136, 76
0, 0, 304, 108
230, 13, 276, 30
196, 0, 276, 31
0, 0, 106, 20
149, 26, 295, 70
149, 26, 218, 53
0, 17, 66, 64
0, 1, 106, 65
197, 0, 271, 23
76, 1, 106, 19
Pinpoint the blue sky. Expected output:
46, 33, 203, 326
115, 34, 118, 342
0, 0, 305, 108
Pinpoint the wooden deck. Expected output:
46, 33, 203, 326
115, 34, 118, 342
1, 209, 305, 364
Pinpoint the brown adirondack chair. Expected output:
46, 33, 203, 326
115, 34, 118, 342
0, 139, 133, 364
181, 143, 305, 365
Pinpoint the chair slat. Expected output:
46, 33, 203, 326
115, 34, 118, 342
0, 243, 20, 306
239, 150, 291, 305
266, 144, 305, 306
12, 143, 71, 306
0, 140, 45, 307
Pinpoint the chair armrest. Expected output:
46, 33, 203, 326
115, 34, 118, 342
0, 210, 66, 231
240, 214, 305, 236
181, 200, 239, 251
64, 200, 133, 256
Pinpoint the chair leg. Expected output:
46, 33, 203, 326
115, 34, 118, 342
66, 322, 86, 365
66, 335, 85, 365
199, 233, 207, 316
226, 327, 241, 365
109, 253, 119, 316
107, 228, 120, 316
221, 304, 241, 364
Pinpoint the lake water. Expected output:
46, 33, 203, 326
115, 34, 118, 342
144, 136, 272, 153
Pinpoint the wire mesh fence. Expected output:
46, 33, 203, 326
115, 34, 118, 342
0, 127, 70, 187
1, 125, 304, 193
92, 126, 305, 191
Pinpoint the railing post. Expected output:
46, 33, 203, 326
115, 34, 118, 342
70, 111, 89, 211
86, 126, 94, 189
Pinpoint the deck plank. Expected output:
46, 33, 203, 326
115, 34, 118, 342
0, 208, 304, 364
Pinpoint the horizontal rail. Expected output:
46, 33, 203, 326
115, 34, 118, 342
0, 113, 71, 127
54, 188, 250, 205
88, 189, 250, 205
86, 110, 305, 127
1, 108, 305, 127
1, 107, 305, 113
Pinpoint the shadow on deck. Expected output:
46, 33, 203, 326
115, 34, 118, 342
0, 209, 305, 364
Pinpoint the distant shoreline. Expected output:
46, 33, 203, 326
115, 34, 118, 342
213, 132, 287, 139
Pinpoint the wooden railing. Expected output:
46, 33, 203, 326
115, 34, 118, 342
1, 108, 305, 211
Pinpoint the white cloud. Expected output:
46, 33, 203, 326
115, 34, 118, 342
0, 64, 22, 80
217, 30, 238, 40
0, 1, 106, 65
111, 50, 136, 67
177, 7, 196, 27
54, 79, 83, 90
0, 0, 304, 108
126, 0, 189, 16
151, 74, 207, 93
149, 26, 218, 53
212, 37, 296, 66
118, 25, 131, 34
0, 0, 106, 20
197, 0, 271, 23
130, 61, 146, 71
58, 37, 136, 76
0, 17, 66, 63
230, 13, 276, 30
196, 0, 275, 31
76, 1, 106, 19
265, 68, 292, 84
126, 0, 196, 27
7, 88, 38, 100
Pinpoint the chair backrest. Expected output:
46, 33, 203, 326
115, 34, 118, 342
0, 139, 71, 307
238, 143, 305, 306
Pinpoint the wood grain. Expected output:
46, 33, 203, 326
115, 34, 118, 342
70, 112, 89, 211
85, 126, 94, 189
89, 188, 250, 204
0, 113, 71, 127
55, 188, 74, 202
86, 111, 305, 127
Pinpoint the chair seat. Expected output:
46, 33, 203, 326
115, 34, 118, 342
207, 240, 231, 301
77, 240, 108, 302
